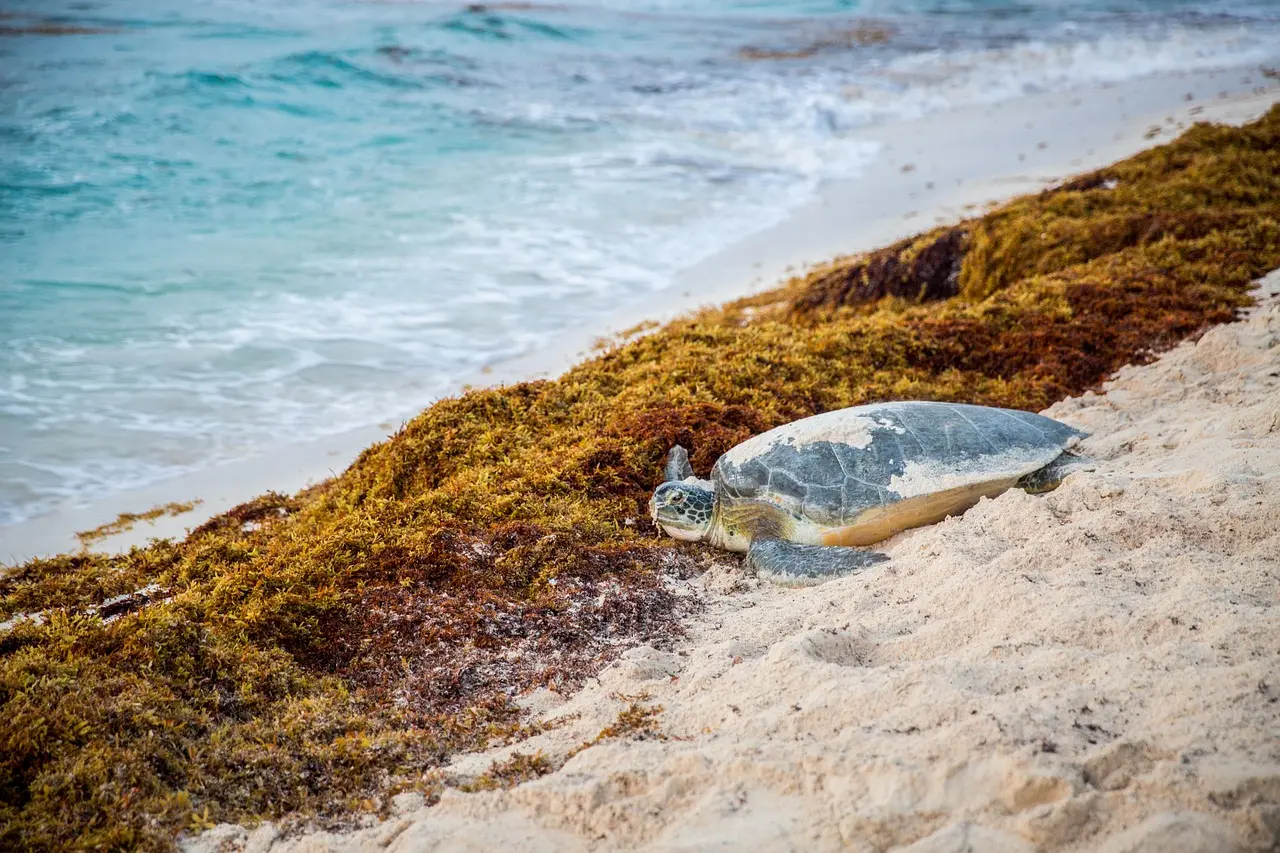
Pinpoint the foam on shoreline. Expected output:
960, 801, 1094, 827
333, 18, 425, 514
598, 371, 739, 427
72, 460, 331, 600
4, 68, 1276, 566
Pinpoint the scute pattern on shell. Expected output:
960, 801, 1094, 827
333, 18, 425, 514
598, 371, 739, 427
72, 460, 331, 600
711, 402, 1084, 525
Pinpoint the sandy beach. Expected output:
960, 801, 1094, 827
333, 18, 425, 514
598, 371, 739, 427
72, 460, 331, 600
192, 267, 1280, 853
4, 68, 1277, 565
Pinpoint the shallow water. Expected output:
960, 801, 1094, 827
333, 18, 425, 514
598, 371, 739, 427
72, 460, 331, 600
1, 0, 1278, 527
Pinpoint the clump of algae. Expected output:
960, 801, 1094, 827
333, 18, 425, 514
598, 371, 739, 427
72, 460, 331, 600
74, 500, 203, 550
3, 108, 1280, 851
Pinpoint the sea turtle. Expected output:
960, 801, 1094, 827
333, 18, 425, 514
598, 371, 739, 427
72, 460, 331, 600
649, 401, 1089, 585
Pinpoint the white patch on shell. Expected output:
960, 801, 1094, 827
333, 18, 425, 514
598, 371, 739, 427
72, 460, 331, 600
887, 446, 1061, 499
721, 411, 884, 466
876, 417, 906, 435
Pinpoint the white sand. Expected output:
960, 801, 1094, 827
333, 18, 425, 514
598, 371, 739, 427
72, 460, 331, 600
191, 262, 1280, 853
5, 69, 1278, 565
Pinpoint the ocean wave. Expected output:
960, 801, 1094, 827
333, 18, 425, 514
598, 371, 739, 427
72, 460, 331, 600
437, 6, 588, 42
871, 26, 1280, 107
271, 50, 430, 91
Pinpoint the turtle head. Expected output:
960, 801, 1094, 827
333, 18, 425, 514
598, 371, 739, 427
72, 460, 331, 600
650, 480, 716, 542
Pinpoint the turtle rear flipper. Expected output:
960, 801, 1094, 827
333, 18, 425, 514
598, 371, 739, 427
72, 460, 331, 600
1017, 450, 1094, 494
664, 445, 695, 481
746, 539, 889, 586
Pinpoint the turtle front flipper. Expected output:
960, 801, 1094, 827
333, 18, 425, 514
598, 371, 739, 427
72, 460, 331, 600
664, 444, 695, 481
746, 539, 889, 586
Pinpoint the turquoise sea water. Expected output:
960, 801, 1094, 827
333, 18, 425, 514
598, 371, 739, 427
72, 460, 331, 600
2, 0, 1279, 527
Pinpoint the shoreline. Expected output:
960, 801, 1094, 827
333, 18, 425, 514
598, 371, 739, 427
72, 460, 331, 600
4, 67, 1278, 565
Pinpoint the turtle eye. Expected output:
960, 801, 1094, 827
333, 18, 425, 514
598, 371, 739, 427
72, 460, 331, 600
668, 492, 685, 505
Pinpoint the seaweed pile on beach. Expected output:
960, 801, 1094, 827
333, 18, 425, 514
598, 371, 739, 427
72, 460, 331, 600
2, 107, 1279, 851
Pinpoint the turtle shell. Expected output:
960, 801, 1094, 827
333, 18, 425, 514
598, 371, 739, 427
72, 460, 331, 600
711, 401, 1085, 544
